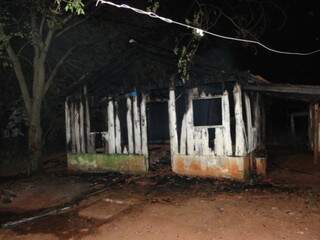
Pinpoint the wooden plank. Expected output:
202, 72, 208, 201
244, 84, 320, 95
244, 93, 253, 152
133, 95, 142, 154
65, 100, 71, 153
222, 90, 233, 156
314, 104, 319, 164
115, 101, 122, 154
84, 87, 94, 153
253, 94, 261, 149
74, 102, 81, 153
309, 103, 314, 151
107, 99, 116, 154
202, 128, 210, 156
126, 97, 134, 154
186, 89, 194, 155
233, 84, 247, 156
140, 93, 149, 157
79, 99, 85, 153
168, 88, 178, 156
215, 128, 224, 156
179, 113, 187, 155
193, 128, 202, 156
70, 102, 76, 153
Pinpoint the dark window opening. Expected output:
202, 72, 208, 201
193, 98, 222, 126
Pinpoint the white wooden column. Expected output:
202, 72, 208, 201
244, 93, 253, 152
179, 113, 187, 155
215, 128, 224, 156
107, 99, 116, 154
65, 100, 71, 152
168, 88, 178, 156
71, 102, 76, 153
222, 90, 233, 156
186, 89, 194, 155
115, 101, 122, 154
79, 100, 85, 153
133, 95, 142, 154
140, 93, 148, 157
74, 102, 81, 153
126, 97, 134, 154
233, 84, 247, 156
84, 94, 94, 153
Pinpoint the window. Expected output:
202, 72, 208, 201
193, 97, 222, 127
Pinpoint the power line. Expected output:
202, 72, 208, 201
96, 0, 320, 56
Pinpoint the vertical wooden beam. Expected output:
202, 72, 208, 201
202, 128, 210, 155
71, 102, 76, 153
168, 88, 178, 156
140, 93, 149, 157
222, 90, 233, 156
309, 103, 314, 151
186, 89, 194, 155
233, 84, 247, 156
65, 100, 71, 153
215, 128, 224, 156
179, 114, 187, 155
108, 99, 116, 154
313, 103, 319, 164
290, 114, 296, 140
261, 97, 266, 149
254, 94, 261, 149
79, 99, 85, 153
74, 102, 81, 153
193, 128, 202, 156
115, 101, 122, 154
244, 93, 253, 152
126, 97, 134, 154
84, 86, 94, 153
133, 95, 142, 154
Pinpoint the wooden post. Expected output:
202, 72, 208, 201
70, 102, 76, 153
126, 97, 134, 154
115, 101, 122, 154
233, 84, 247, 156
245, 93, 253, 152
74, 102, 81, 153
179, 114, 187, 155
186, 89, 194, 155
313, 103, 319, 164
168, 88, 178, 156
79, 99, 85, 153
254, 94, 261, 149
309, 103, 314, 151
140, 93, 149, 157
202, 128, 210, 155
65, 100, 71, 153
84, 87, 94, 153
222, 90, 233, 156
215, 128, 224, 156
133, 95, 142, 154
107, 99, 116, 154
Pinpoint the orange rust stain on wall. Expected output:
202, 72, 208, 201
175, 157, 185, 173
189, 161, 202, 173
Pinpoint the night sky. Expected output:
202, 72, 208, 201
101, 0, 320, 85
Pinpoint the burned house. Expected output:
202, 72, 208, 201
64, 70, 272, 181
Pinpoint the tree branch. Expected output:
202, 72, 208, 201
55, 16, 89, 39
5, 42, 32, 115
43, 46, 76, 95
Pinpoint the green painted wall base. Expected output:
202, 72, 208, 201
68, 153, 148, 174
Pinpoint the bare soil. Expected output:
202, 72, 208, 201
0, 151, 319, 240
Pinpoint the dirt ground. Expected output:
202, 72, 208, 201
0, 151, 319, 240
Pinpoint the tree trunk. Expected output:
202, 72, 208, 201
28, 100, 43, 172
